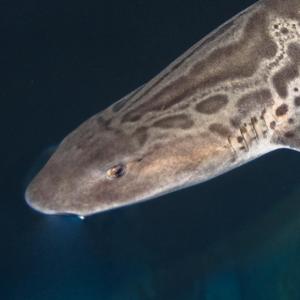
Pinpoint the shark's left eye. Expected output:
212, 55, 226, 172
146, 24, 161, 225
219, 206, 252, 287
106, 164, 126, 179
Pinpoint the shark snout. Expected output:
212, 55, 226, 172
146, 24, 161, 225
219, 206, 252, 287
25, 180, 58, 215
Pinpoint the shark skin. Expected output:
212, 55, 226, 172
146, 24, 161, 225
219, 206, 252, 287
25, 0, 300, 217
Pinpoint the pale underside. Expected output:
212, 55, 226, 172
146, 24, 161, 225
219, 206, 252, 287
25, 0, 300, 216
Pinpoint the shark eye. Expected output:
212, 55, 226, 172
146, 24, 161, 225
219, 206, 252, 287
106, 164, 126, 179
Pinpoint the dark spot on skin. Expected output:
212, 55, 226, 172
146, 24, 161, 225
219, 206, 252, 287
153, 114, 194, 129
209, 123, 231, 137
236, 89, 273, 116
276, 104, 289, 116
196, 95, 228, 114
294, 87, 299, 92
270, 121, 276, 129
294, 96, 300, 106
281, 27, 289, 34
288, 118, 294, 124
274, 24, 279, 29
285, 131, 295, 138
237, 136, 244, 143
273, 65, 299, 98
240, 126, 247, 134
230, 117, 241, 128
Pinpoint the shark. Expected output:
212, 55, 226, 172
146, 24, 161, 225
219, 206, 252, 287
25, 0, 300, 217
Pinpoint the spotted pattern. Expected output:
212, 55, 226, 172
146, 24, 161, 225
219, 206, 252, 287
121, 10, 277, 124
236, 89, 273, 116
106, 0, 300, 183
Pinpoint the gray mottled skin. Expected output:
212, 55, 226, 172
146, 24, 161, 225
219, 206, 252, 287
26, 0, 300, 216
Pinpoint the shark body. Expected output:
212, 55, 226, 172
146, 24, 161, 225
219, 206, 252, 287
26, 0, 300, 216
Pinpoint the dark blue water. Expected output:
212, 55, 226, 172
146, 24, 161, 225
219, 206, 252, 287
2, 0, 300, 299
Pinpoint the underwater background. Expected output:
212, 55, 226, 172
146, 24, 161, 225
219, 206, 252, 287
2, 0, 300, 299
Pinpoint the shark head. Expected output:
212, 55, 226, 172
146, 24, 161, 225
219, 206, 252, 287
25, 111, 215, 217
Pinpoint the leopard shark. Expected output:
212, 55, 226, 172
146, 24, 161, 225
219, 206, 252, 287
25, 0, 300, 217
